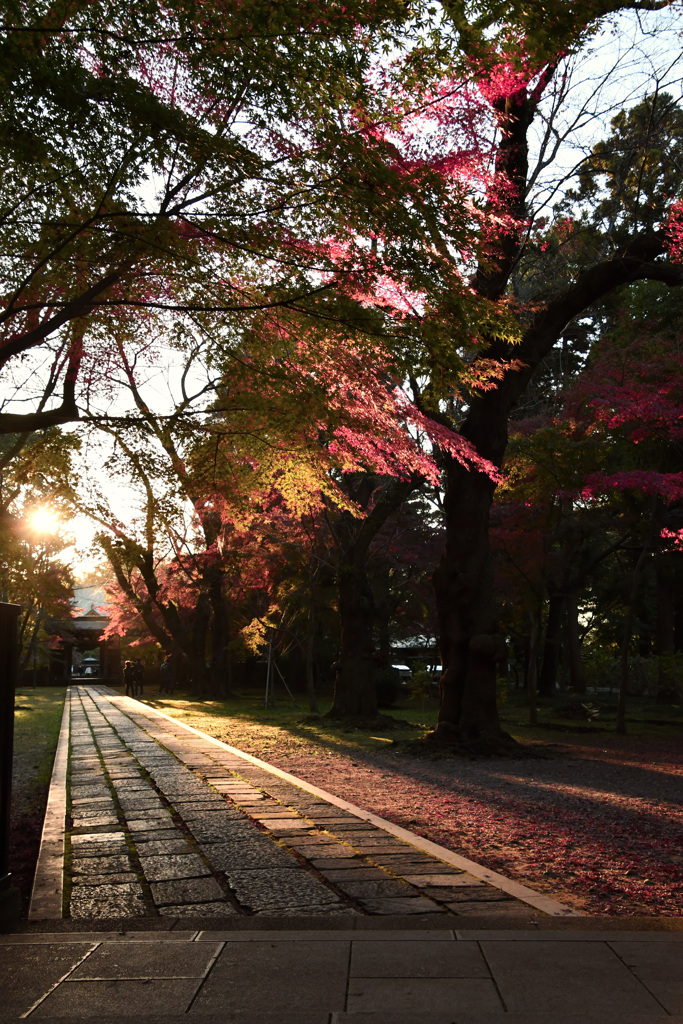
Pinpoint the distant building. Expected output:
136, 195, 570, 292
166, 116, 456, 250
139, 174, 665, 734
390, 634, 440, 668
47, 586, 121, 684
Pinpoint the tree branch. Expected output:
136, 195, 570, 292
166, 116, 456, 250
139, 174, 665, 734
0, 400, 80, 434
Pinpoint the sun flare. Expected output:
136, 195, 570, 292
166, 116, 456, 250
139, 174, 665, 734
27, 506, 61, 537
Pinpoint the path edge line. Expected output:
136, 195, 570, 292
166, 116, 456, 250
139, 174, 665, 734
29, 687, 71, 920
120, 695, 583, 918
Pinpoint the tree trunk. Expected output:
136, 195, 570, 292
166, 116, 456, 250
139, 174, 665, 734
566, 590, 585, 694
208, 569, 231, 697
327, 557, 378, 718
305, 602, 319, 713
432, 450, 509, 748
527, 605, 540, 725
538, 591, 565, 697
186, 590, 211, 693
655, 562, 676, 703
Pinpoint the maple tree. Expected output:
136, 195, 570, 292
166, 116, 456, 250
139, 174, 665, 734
83, 305, 474, 697
6, 0, 683, 751
0, 0, 419, 434
566, 284, 683, 724
487, 267, 683, 726
349, 6, 683, 750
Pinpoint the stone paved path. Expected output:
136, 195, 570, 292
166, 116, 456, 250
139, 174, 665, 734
48, 686, 566, 922
14, 686, 682, 1023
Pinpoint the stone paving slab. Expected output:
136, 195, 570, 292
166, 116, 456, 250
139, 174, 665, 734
609, 941, 683, 1015
2, 931, 681, 1022
158, 901, 240, 918
149, 876, 226, 906
33, 685, 578, 924
68, 940, 222, 977
1, 1017, 678, 1024
479, 939, 673, 1017
0, 1017, 331, 1024
350, 938, 490, 977
71, 873, 139, 886
331, 1017, 683, 1024
30, 978, 204, 1018
137, 853, 210, 881
188, 938, 351, 1016
1, 942, 97, 1017
70, 894, 147, 920
346, 977, 504, 1015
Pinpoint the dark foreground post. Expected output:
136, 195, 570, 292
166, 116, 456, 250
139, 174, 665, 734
0, 603, 21, 928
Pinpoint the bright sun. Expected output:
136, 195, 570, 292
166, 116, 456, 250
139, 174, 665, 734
27, 506, 61, 536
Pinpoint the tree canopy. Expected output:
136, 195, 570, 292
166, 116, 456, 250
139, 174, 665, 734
2, 0, 683, 748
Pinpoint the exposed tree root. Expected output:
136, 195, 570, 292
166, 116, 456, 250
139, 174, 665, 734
305, 711, 412, 731
403, 722, 547, 759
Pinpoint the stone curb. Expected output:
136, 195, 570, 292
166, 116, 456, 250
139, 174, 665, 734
3, 927, 683, 943
28, 690, 71, 920
121, 696, 582, 917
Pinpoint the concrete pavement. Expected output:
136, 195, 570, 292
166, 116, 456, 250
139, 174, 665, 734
2, 926, 682, 1022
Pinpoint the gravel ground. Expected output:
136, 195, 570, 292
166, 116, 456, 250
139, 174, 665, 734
153, 705, 683, 917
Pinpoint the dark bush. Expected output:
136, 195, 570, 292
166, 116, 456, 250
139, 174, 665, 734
375, 665, 401, 708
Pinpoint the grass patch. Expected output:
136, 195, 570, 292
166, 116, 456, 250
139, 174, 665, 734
499, 691, 683, 743
136, 689, 437, 762
10, 686, 66, 915
131, 683, 681, 762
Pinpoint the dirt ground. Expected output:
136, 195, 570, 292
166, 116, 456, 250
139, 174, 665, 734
152, 702, 683, 917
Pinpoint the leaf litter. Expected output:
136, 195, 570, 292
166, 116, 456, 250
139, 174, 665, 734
158, 706, 682, 916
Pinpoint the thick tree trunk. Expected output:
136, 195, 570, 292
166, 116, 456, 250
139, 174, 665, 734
328, 558, 378, 718
426, 91, 534, 751
305, 602, 319, 713
538, 591, 565, 697
187, 590, 211, 693
207, 570, 231, 697
432, 451, 508, 747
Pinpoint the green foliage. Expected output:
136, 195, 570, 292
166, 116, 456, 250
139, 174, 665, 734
0, 430, 79, 514
0, 430, 78, 669
569, 92, 683, 239
0, 0, 416, 430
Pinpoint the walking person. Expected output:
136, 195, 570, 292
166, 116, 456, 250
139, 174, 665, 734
159, 656, 175, 696
123, 660, 135, 697
133, 658, 145, 696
